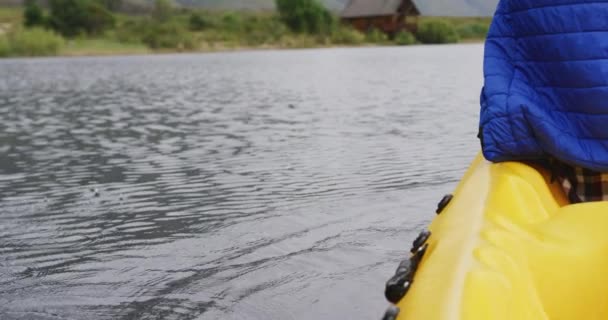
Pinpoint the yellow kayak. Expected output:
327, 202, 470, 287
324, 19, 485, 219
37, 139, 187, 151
383, 153, 608, 320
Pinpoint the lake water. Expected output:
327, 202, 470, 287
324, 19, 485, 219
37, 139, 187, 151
0, 44, 483, 320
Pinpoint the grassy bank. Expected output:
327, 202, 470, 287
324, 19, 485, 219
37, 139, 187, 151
0, 4, 491, 58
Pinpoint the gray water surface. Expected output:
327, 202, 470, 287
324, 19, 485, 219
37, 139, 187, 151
0, 45, 483, 320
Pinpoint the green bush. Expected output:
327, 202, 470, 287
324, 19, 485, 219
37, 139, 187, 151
275, 0, 335, 34
330, 25, 364, 45
394, 30, 416, 45
48, 0, 115, 36
416, 20, 459, 44
456, 22, 489, 39
189, 12, 211, 31
141, 22, 198, 50
0, 27, 65, 57
24, 0, 45, 27
365, 28, 387, 43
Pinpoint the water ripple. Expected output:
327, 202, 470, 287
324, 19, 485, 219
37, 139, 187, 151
0, 45, 483, 319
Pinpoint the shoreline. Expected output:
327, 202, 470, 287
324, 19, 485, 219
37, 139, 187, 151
2, 40, 486, 59
1, 6, 491, 59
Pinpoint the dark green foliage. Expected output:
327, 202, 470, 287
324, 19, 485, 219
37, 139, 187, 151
24, 0, 45, 27
394, 30, 416, 45
189, 12, 210, 31
275, 0, 334, 34
415, 20, 459, 44
86, 2, 116, 33
48, 0, 115, 36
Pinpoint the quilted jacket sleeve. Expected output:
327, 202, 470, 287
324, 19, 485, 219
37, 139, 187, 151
480, 0, 608, 171
479, 0, 542, 162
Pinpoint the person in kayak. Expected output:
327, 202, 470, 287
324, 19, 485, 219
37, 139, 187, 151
478, 0, 608, 203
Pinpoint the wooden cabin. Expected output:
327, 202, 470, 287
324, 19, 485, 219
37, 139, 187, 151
341, 0, 421, 37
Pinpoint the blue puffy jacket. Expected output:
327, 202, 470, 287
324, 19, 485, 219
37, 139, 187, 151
480, 0, 608, 171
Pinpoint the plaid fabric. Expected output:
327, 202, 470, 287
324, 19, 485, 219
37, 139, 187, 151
558, 165, 608, 203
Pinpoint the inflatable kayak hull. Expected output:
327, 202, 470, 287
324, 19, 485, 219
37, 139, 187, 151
387, 154, 608, 320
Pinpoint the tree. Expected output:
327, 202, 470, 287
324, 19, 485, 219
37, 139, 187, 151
23, 0, 45, 28
275, 0, 334, 34
86, 1, 117, 33
48, 0, 115, 36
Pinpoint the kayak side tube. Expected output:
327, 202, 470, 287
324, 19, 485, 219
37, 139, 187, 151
387, 153, 608, 320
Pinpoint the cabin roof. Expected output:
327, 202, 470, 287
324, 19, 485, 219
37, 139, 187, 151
341, 0, 409, 18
